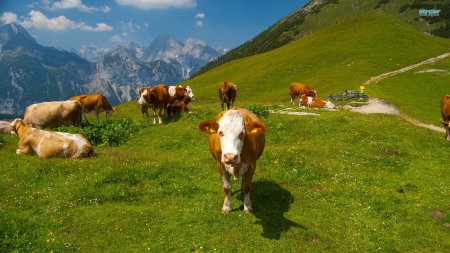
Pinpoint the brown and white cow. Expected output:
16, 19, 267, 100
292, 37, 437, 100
23, 101, 83, 129
301, 94, 335, 109
289, 82, 317, 106
219, 81, 239, 111
440, 95, 450, 140
69, 94, 116, 123
168, 85, 195, 101
10, 119, 94, 158
137, 84, 170, 124
198, 107, 266, 213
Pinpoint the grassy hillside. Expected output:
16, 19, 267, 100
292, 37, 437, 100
186, 12, 450, 125
1, 12, 450, 252
194, 0, 449, 77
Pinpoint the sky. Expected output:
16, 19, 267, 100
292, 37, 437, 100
0, 0, 309, 51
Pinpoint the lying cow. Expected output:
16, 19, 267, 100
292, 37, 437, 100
168, 85, 195, 101
69, 93, 116, 123
167, 96, 192, 115
10, 119, 94, 158
289, 82, 317, 106
137, 84, 170, 124
0, 120, 12, 134
440, 95, 450, 140
301, 94, 335, 109
219, 81, 239, 111
23, 101, 82, 129
198, 107, 266, 213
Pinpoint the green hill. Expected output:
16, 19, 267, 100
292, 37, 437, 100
185, 12, 450, 125
194, 0, 449, 77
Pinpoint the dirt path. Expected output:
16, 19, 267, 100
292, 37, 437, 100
357, 53, 450, 132
364, 53, 450, 85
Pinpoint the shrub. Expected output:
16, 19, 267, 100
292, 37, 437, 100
246, 105, 270, 118
51, 118, 139, 146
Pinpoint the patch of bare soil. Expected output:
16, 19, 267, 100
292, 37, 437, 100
343, 98, 400, 115
343, 98, 443, 133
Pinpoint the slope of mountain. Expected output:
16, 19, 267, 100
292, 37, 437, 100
193, 0, 449, 78
72, 44, 112, 62
184, 12, 450, 123
0, 23, 183, 116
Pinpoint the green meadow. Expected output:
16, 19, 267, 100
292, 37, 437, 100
1, 13, 450, 252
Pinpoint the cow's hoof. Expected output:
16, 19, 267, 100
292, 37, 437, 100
244, 209, 253, 214
222, 209, 231, 213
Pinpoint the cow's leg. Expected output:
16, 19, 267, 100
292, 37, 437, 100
445, 124, 449, 140
289, 92, 295, 104
242, 164, 255, 213
152, 108, 157, 124
220, 163, 232, 213
157, 108, 163, 124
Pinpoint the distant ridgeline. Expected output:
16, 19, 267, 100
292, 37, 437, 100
193, 0, 450, 79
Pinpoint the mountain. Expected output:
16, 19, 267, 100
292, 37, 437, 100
85, 46, 181, 105
193, 0, 450, 77
0, 23, 183, 116
140, 35, 227, 79
73, 44, 112, 62
74, 35, 227, 79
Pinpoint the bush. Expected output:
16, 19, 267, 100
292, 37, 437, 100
51, 118, 139, 146
246, 105, 270, 118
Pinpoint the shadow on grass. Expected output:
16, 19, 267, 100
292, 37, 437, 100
249, 180, 306, 240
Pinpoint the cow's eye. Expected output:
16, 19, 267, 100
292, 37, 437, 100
239, 132, 245, 139
219, 131, 224, 137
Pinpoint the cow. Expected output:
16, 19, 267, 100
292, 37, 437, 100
0, 120, 12, 134
68, 94, 116, 123
137, 84, 170, 124
440, 95, 450, 140
23, 101, 82, 130
219, 81, 239, 111
197, 107, 266, 213
289, 82, 317, 106
168, 85, 195, 101
167, 96, 192, 115
9, 119, 94, 158
301, 94, 335, 109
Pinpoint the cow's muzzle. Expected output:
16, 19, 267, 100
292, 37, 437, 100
223, 153, 239, 164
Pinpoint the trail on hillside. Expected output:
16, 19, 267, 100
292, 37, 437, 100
364, 53, 450, 85
360, 53, 450, 133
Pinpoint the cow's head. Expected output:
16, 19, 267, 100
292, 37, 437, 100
325, 100, 335, 109
137, 88, 151, 105
10, 118, 28, 136
198, 109, 265, 165
107, 107, 117, 117
185, 86, 195, 100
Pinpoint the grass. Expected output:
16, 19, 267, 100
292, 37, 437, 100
2, 12, 450, 252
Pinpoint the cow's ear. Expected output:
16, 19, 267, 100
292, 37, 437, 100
198, 120, 219, 134
245, 122, 266, 136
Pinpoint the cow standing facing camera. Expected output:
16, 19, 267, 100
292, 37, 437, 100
198, 107, 266, 213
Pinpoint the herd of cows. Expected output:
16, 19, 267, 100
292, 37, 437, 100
2, 81, 449, 212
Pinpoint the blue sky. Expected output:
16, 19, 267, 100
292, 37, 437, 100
0, 0, 309, 51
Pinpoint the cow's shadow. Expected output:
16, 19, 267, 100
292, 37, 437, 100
237, 180, 305, 240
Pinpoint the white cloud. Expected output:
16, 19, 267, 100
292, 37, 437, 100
195, 20, 203, 27
115, 0, 197, 9
20, 10, 85, 31
0, 12, 18, 24
195, 13, 205, 19
37, 0, 111, 13
18, 10, 112, 32
109, 35, 125, 43
82, 23, 113, 32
